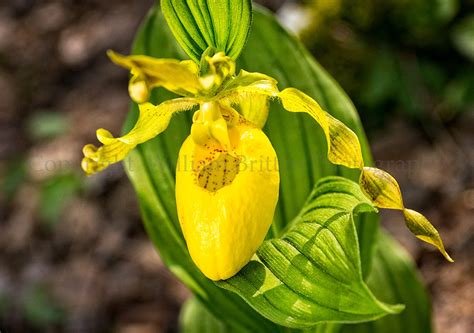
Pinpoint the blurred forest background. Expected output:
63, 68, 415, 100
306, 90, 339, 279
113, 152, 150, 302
0, 0, 473, 332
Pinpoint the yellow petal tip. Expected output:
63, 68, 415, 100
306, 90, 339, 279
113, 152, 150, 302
81, 157, 99, 176
107, 49, 124, 63
403, 208, 453, 262
96, 128, 114, 144
444, 253, 455, 263
82, 144, 98, 158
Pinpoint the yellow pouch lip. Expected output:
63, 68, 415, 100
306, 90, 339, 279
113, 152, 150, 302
176, 121, 280, 280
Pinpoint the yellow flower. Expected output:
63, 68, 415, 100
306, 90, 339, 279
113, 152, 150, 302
82, 50, 452, 280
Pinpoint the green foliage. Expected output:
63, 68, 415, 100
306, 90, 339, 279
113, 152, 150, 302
125, 3, 433, 332
179, 297, 232, 333
217, 177, 403, 329
179, 230, 432, 333
161, 0, 252, 62
339, 232, 432, 333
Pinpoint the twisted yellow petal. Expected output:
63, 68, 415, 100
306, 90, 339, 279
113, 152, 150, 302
82, 98, 198, 175
277, 87, 452, 261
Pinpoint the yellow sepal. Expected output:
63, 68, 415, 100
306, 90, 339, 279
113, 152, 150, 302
107, 50, 202, 102
218, 70, 279, 101
217, 70, 278, 128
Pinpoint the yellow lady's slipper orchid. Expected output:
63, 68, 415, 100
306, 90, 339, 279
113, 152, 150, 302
82, 50, 452, 281
177, 102, 279, 280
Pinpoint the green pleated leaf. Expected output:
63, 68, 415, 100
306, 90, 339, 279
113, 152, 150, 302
217, 177, 403, 329
124, 3, 432, 332
337, 232, 432, 333
161, 0, 252, 62
179, 297, 233, 333
179, 231, 433, 333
